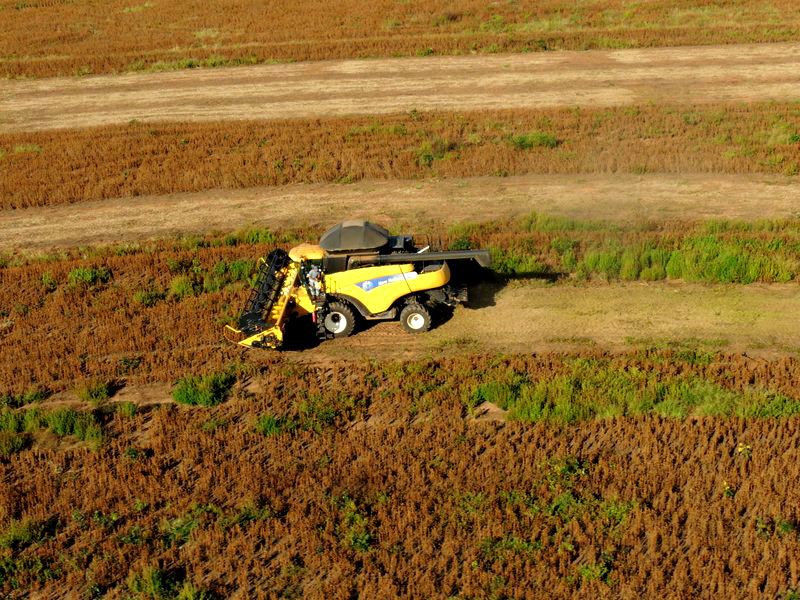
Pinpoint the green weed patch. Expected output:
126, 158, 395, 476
468, 359, 800, 423
0, 407, 103, 446
172, 372, 235, 407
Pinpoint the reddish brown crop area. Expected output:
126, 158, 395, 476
2, 227, 800, 597
2, 0, 799, 78
2, 103, 800, 210
2, 392, 800, 598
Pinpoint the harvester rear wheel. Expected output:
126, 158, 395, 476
400, 303, 431, 334
323, 302, 356, 338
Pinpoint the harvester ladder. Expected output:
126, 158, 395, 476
314, 293, 330, 341
238, 249, 290, 333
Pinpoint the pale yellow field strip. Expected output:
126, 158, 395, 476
2, 42, 799, 132
2, 173, 798, 251
316, 281, 800, 361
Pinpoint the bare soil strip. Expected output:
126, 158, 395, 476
0, 175, 800, 250
309, 281, 800, 362
3, 42, 800, 132
2, 173, 798, 251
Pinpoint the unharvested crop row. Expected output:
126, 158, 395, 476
0, 241, 285, 394
3, 102, 800, 209
1, 401, 800, 598
2, 0, 799, 78
5, 214, 800, 272
439, 214, 800, 283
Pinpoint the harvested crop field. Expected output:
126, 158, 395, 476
4, 173, 800, 251
4, 42, 800, 133
1, 215, 799, 394
0, 172, 798, 252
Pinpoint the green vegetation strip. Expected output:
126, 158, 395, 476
4, 354, 797, 444
5, 214, 800, 289
235, 355, 800, 434
467, 359, 800, 423
457, 213, 800, 283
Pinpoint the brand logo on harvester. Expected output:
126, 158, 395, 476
355, 272, 417, 292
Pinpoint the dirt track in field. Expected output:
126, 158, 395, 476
2, 42, 800, 132
303, 281, 800, 363
3, 173, 799, 251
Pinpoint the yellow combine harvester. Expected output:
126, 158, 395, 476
225, 220, 491, 349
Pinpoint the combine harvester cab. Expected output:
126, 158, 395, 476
225, 220, 491, 349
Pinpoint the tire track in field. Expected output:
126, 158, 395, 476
2, 42, 800, 132
294, 281, 800, 363
3, 173, 800, 250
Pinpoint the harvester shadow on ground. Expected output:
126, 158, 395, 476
455, 261, 563, 311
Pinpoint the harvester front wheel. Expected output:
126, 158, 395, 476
400, 303, 431, 334
323, 302, 356, 338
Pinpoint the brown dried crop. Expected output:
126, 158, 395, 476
1, 401, 800, 598
2, 0, 799, 78
2, 103, 799, 210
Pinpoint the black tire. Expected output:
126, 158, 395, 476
323, 301, 356, 338
399, 303, 432, 334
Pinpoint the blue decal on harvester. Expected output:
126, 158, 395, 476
355, 272, 417, 292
